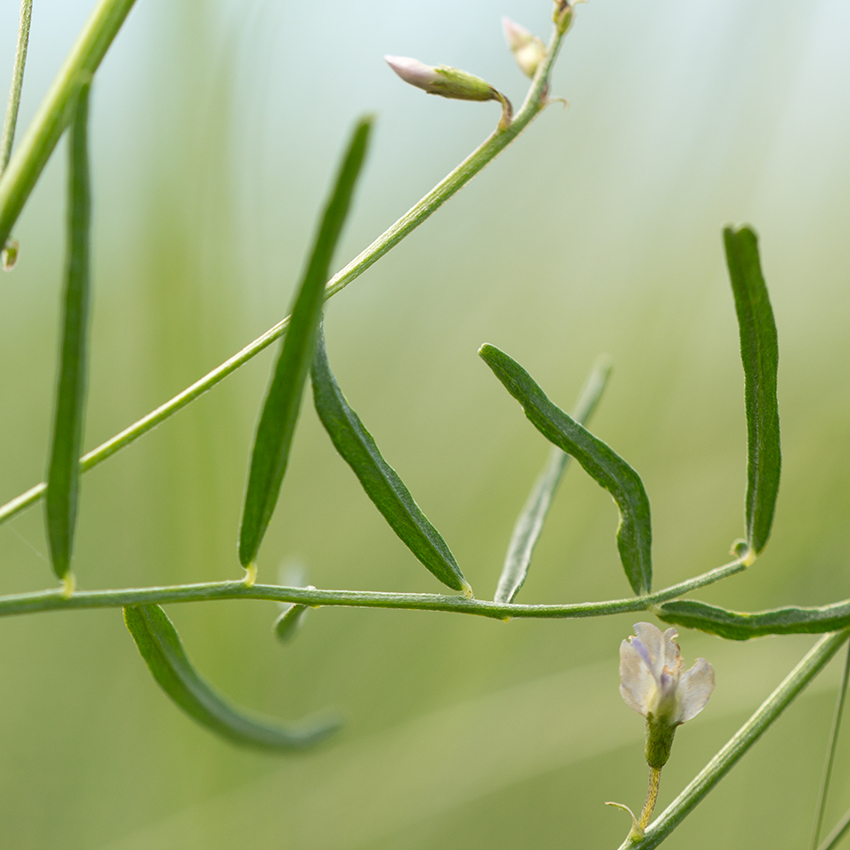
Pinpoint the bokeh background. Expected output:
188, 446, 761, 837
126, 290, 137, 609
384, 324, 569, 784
1, 0, 849, 847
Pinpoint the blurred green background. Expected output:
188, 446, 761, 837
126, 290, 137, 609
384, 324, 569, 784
1, 0, 849, 847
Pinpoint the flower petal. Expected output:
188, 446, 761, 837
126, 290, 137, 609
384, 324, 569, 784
661, 628, 682, 672
619, 638, 656, 716
676, 657, 716, 723
633, 622, 664, 678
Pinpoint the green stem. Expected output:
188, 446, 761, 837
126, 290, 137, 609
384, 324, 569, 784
818, 807, 850, 850
0, 0, 137, 247
0, 556, 746, 620
810, 642, 850, 850
619, 630, 850, 850
0, 0, 33, 174
638, 768, 662, 830
0, 20, 572, 526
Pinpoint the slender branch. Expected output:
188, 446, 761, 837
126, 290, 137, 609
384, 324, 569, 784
810, 642, 850, 850
0, 20, 572, 526
0, 555, 747, 620
0, 0, 137, 247
818, 807, 850, 850
618, 630, 850, 850
0, 0, 33, 174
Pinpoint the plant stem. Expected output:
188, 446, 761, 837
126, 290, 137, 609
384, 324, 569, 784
0, 0, 137, 247
618, 630, 850, 850
818, 806, 850, 850
0, 19, 573, 526
0, 0, 33, 175
0, 556, 747, 620
638, 768, 662, 830
810, 641, 850, 850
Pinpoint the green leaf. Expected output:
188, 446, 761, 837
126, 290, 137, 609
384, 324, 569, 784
124, 604, 338, 750
273, 603, 311, 643
724, 225, 781, 556
45, 82, 92, 585
479, 344, 652, 595
311, 326, 470, 594
658, 598, 850, 641
494, 357, 612, 604
239, 117, 373, 570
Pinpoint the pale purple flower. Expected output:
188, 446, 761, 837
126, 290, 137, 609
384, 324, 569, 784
619, 622, 715, 726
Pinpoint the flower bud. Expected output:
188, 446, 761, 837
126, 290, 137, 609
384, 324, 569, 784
385, 56, 499, 102
385, 56, 513, 128
553, 0, 576, 35
502, 18, 545, 79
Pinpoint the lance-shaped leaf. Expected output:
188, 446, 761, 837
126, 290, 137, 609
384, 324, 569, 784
724, 225, 781, 556
274, 602, 311, 643
124, 604, 338, 749
45, 81, 93, 586
239, 117, 372, 571
480, 344, 652, 595
311, 326, 470, 594
659, 598, 850, 641
494, 357, 612, 604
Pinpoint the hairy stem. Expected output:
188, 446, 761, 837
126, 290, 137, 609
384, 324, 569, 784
638, 768, 662, 830
0, 556, 747, 620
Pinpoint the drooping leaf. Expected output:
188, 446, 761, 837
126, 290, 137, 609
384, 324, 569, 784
239, 117, 372, 570
479, 344, 652, 595
124, 604, 338, 749
45, 81, 92, 584
724, 225, 781, 556
311, 325, 470, 594
494, 357, 612, 604
658, 598, 850, 641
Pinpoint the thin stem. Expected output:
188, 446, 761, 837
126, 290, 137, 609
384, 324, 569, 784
810, 642, 850, 850
619, 630, 850, 850
818, 807, 850, 850
0, 556, 747, 620
0, 0, 33, 174
0, 20, 574, 526
638, 768, 662, 830
0, 0, 137, 247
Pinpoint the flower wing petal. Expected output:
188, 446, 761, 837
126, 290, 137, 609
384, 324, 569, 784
676, 657, 715, 723
619, 638, 656, 716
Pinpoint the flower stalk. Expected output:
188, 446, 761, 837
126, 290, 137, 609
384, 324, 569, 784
638, 767, 662, 830
610, 623, 715, 839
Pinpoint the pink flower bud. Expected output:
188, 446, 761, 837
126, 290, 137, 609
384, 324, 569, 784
502, 18, 545, 78
384, 55, 499, 103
